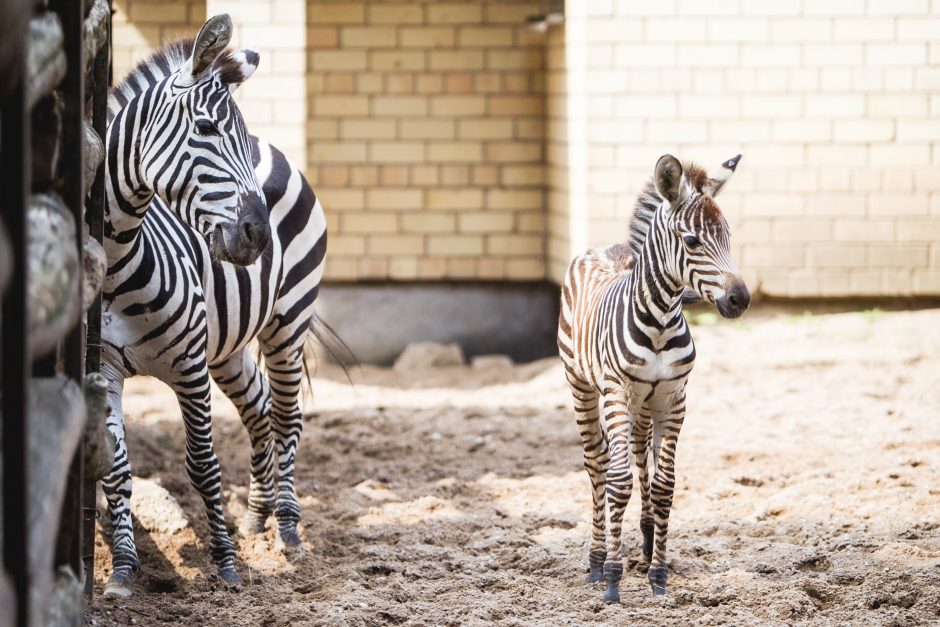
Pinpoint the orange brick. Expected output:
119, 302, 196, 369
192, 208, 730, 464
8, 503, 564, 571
473, 166, 499, 186
389, 257, 420, 280
430, 96, 486, 116
387, 74, 415, 94
429, 50, 485, 71
401, 213, 456, 233
319, 166, 350, 187
458, 120, 513, 139
459, 212, 514, 233
458, 27, 514, 47
340, 119, 396, 139
445, 73, 473, 94
369, 3, 424, 24
370, 142, 426, 163
440, 165, 470, 186
341, 26, 396, 48
309, 26, 338, 48
411, 165, 439, 186
343, 212, 397, 233
416, 74, 445, 93
486, 142, 541, 163
371, 51, 427, 71
312, 96, 369, 117
488, 235, 543, 256
311, 50, 367, 71
373, 97, 428, 117
366, 189, 423, 210
368, 236, 424, 255
309, 3, 365, 24
401, 27, 455, 48
427, 189, 484, 210
427, 235, 484, 256
427, 142, 484, 163
350, 166, 379, 187
489, 96, 542, 116
427, 3, 482, 24
381, 166, 410, 187
446, 258, 477, 278
400, 120, 456, 139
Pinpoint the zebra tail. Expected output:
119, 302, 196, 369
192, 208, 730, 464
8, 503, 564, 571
304, 314, 358, 386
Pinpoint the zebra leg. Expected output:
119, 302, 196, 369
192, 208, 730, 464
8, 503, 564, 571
100, 368, 140, 597
601, 385, 633, 604
647, 396, 687, 596
566, 372, 607, 584
260, 339, 306, 549
632, 410, 654, 564
209, 349, 276, 535
170, 368, 241, 585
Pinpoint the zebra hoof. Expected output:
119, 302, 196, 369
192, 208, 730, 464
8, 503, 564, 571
218, 565, 242, 587
104, 570, 134, 598
648, 565, 668, 596
275, 525, 302, 551
602, 583, 621, 604
239, 511, 268, 535
586, 567, 604, 584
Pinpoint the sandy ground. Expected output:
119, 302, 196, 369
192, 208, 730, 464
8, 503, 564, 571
85, 307, 940, 626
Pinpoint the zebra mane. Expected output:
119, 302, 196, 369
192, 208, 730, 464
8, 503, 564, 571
108, 39, 244, 122
626, 161, 709, 259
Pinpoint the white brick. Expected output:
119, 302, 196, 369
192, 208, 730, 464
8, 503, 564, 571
867, 44, 927, 66
869, 0, 929, 14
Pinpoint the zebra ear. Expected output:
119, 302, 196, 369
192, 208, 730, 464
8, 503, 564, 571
188, 14, 233, 79
703, 153, 742, 197
653, 154, 688, 208
221, 47, 260, 94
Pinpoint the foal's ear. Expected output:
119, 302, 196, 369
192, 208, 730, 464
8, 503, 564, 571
220, 47, 260, 94
654, 154, 688, 207
703, 153, 742, 197
186, 14, 233, 80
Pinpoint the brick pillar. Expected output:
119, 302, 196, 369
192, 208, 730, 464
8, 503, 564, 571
207, 0, 308, 171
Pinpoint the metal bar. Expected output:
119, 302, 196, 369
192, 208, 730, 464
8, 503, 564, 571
51, 0, 87, 582
82, 0, 112, 602
0, 64, 32, 627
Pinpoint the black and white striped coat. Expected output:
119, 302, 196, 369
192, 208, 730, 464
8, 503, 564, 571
558, 154, 749, 603
100, 15, 326, 595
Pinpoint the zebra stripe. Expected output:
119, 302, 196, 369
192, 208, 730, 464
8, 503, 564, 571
557, 154, 750, 603
100, 16, 327, 595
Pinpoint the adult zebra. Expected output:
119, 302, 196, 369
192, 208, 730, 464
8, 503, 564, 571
101, 15, 328, 596
557, 154, 750, 603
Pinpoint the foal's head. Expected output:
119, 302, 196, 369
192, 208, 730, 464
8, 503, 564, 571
652, 154, 750, 319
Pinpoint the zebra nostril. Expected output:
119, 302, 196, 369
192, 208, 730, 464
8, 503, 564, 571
243, 221, 255, 244
728, 293, 740, 307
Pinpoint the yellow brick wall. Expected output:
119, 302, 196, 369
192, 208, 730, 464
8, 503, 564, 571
112, 0, 206, 82
307, 1, 546, 282
550, 1, 940, 297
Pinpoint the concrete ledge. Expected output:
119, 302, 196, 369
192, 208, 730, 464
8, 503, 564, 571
315, 281, 560, 365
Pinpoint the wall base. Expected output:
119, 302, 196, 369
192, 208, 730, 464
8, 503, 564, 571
315, 282, 561, 366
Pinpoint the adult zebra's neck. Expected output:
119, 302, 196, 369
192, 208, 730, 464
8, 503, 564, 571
104, 41, 192, 267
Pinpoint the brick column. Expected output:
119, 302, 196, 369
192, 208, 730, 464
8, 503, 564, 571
207, 0, 308, 171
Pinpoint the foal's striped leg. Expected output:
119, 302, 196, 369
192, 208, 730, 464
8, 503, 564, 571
648, 393, 687, 596
601, 382, 633, 604
632, 410, 654, 563
565, 371, 607, 583
210, 349, 276, 534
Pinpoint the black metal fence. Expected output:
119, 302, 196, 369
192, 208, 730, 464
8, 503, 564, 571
0, 1, 111, 625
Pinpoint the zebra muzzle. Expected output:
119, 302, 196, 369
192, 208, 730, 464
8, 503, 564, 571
209, 206, 270, 266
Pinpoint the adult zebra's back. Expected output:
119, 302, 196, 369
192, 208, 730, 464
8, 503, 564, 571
100, 15, 328, 596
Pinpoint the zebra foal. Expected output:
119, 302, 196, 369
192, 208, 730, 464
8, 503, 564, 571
558, 154, 750, 602
101, 15, 329, 595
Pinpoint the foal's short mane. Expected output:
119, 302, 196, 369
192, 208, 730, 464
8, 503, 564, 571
626, 161, 709, 259
108, 39, 244, 122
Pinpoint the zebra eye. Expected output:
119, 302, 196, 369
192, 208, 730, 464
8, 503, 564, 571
195, 119, 219, 137
683, 234, 701, 248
